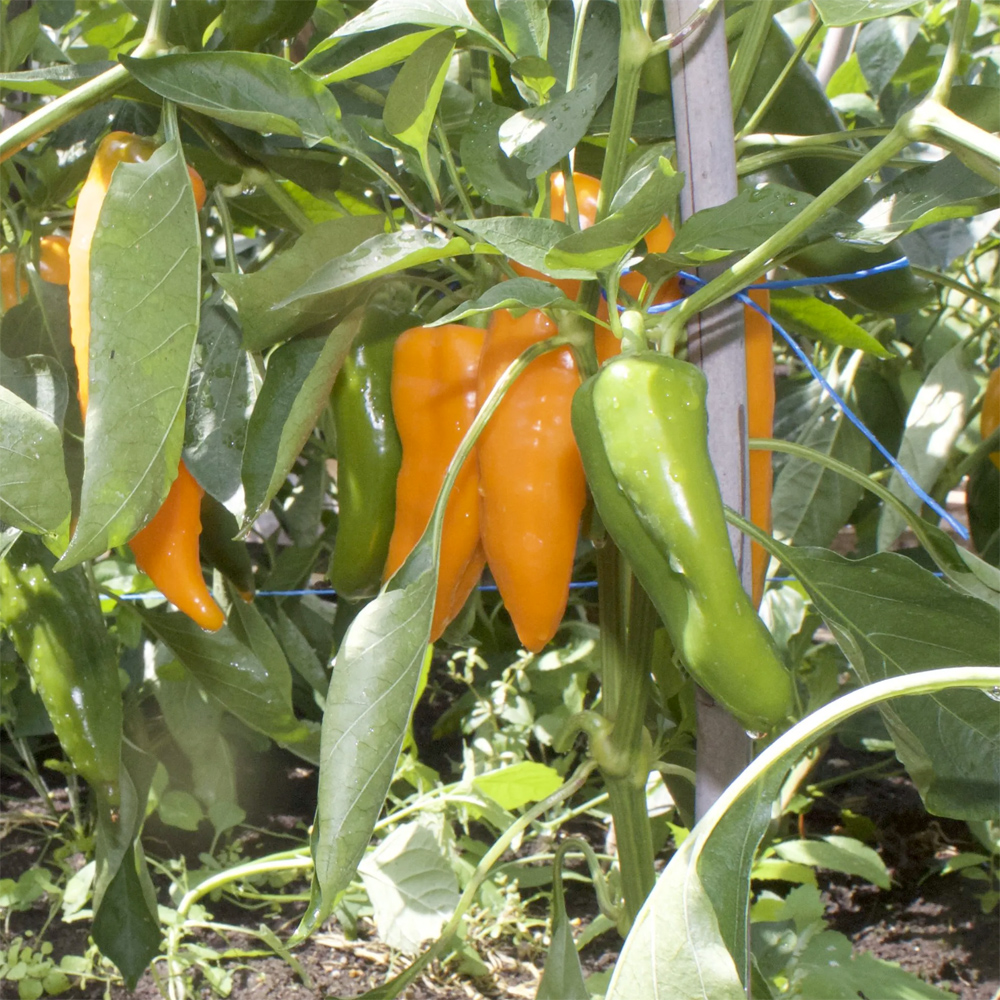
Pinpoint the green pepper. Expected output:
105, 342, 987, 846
327, 304, 412, 600
743, 22, 934, 313
0, 535, 122, 799
572, 352, 796, 733
200, 492, 255, 600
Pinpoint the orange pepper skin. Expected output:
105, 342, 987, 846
0, 234, 70, 310
129, 463, 226, 631
478, 307, 587, 653
982, 368, 1000, 470
383, 325, 486, 641
745, 288, 774, 608
67, 132, 222, 630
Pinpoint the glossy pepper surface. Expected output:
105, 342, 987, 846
745, 288, 774, 607
0, 235, 70, 310
68, 132, 224, 631
478, 306, 586, 653
572, 352, 795, 732
982, 368, 1000, 469
383, 324, 486, 640
329, 304, 410, 599
0, 535, 122, 799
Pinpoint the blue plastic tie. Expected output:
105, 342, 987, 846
665, 268, 968, 540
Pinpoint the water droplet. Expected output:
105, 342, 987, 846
986, 687, 1000, 702
745, 729, 767, 740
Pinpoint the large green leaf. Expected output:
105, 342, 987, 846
383, 30, 456, 158
123, 52, 345, 146
272, 230, 480, 309
183, 294, 255, 508
876, 344, 979, 551
427, 277, 571, 326
607, 667, 1000, 999
0, 386, 71, 535
770, 291, 893, 358
813, 0, 931, 26
457, 216, 582, 277
546, 159, 684, 271
332, 0, 501, 52
138, 607, 310, 744
496, 0, 548, 59
241, 321, 357, 529
216, 215, 385, 352
59, 137, 201, 569
499, 72, 614, 178
357, 821, 459, 953
459, 101, 533, 212
0, 351, 69, 428
856, 16, 920, 96
781, 547, 1000, 819
302, 26, 441, 81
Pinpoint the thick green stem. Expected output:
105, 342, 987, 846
930, 0, 971, 106
662, 123, 912, 345
606, 776, 655, 930
0, 0, 171, 162
728, 0, 775, 117
597, 4, 650, 220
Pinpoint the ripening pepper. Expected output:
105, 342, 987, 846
572, 352, 795, 732
329, 304, 411, 599
745, 288, 774, 608
0, 535, 122, 800
68, 131, 224, 631
982, 368, 1000, 469
0, 234, 70, 310
383, 324, 486, 640
478, 306, 587, 653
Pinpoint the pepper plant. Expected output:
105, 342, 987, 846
1, 0, 999, 997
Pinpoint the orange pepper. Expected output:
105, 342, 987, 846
383, 325, 487, 641
68, 131, 224, 631
744, 288, 774, 608
0, 234, 70, 310
478, 307, 587, 653
982, 367, 1000, 469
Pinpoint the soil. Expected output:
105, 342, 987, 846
2, 739, 998, 1000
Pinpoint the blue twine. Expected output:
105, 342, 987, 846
670, 269, 968, 540
747, 256, 911, 291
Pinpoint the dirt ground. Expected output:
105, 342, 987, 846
2, 737, 998, 1000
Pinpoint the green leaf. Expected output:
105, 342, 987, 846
58, 137, 201, 569
499, 72, 614, 178
357, 822, 459, 953
473, 761, 562, 811
778, 547, 1000, 820
813, 0, 924, 27
770, 291, 894, 358
305, 579, 436, 931
0, 61, 113, 96
876, 345, 979, 550
272, 230, 480, 310
773, 835, 891, 889
536, 849, 589, 1000
607, 667, 999, 999
241, 321, 356, 529
457, 216, 582, 278
857, 155, 1000, 244
0, 351, 68, 428
0, 387, 71, 535
664, 185, 818, 265
856, 16, 920, 96
91, 843, 161, 990
795, 930, 954, 998
496, 0, 548, 59
216, 215, 384, 352
183, 294, 254, 508
156, 789, 204, 831
427, 277, 571, 326
546, 159, 684, 271
459, 101, 533, 212
333, 0, 501, 51
383, 30, 456, 157
122, 52, 345, 146
138, 607, 309, 744
303, 26, 441, 81
772, 364, 870, 548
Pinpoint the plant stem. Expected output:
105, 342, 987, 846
434, 117, 476, 219
0, 0, 171, 162
728, 0, 775, 117
930, 0, 971, 106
